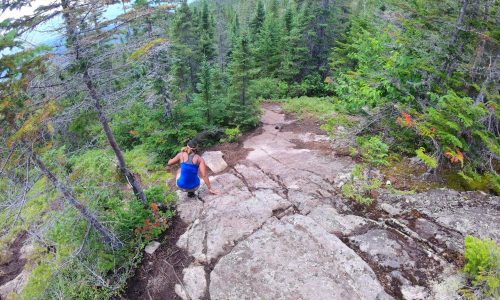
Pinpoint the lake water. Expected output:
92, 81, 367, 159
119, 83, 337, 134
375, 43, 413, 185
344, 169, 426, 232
1, 0, 195, 56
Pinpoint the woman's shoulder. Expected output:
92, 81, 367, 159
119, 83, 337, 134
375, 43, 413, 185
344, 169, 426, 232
194, 154, 204, 163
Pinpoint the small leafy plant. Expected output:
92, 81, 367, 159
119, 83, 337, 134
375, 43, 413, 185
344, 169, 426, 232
355, 136, 389, 166
341, 164, 382, 205
134, 203, 173, 241
221, 127, 241, 143
415, 147, 437, 169
463, 236, 500, 297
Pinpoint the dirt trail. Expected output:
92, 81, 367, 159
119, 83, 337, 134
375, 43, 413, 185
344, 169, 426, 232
123, 104, 500, 300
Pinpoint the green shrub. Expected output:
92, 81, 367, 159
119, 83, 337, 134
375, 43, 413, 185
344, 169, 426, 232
341, 164, 381, 206
464, 236, 500, 297
66, 110, 100, 151
341, 182, 374, 205
288, 73, 330, 97
111, 102, 153, 151
402, 91, 499, 171
279, 96, 338, 120
458, 168, 500, 196
145, 185, 176, 206
221, 127, 241, 143
248, 78, 288, 100
320, 113, 356, 136
21, 262, 53, 300
356, 136, 389, 166
124, 145, 172, 187
69, 149, 117, 186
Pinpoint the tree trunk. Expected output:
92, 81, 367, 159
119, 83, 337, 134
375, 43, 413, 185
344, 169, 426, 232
61, 0, 76, 46
60, 0, 146, 204
441, 0, 470, 78
31, 150, 123, 249
83, 69, 147, 204
161, 86, 173, 120
483, 0, 490, 21
475, 55, 498, 104
450, 0, 469, 47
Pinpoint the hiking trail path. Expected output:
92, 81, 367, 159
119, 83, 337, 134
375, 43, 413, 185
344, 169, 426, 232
124, 104, 500, 300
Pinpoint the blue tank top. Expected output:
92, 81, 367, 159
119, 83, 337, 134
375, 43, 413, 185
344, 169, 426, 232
176, 153, 200, 190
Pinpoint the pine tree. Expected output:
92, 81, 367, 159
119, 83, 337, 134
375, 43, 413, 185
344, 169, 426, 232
254, 12, 283, 77
214, 1, 231, 71
227, 34, 259, 128
278, 4, 308, 82
197, 1, 216, 61
171, 0, 198, 99
294, 0, 347, 78
230, 14, 241, 48
250, 1, 266, 37
284, 6, 294, 33
194, 59, 220, 125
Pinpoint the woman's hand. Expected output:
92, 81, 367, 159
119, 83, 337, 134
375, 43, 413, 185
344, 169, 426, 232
208, 188, 220, 195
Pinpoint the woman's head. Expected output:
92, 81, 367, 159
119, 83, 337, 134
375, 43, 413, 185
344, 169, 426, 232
183, 139, 198, 153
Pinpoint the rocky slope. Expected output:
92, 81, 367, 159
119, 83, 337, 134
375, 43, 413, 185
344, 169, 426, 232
165, 104, 500, 300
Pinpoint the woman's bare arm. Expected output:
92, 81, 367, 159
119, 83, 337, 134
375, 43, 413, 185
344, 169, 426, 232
199, 158, 219, 194
167, 153, 182, 166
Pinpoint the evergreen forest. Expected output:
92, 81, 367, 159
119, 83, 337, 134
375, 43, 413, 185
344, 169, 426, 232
0, 0, 498, 298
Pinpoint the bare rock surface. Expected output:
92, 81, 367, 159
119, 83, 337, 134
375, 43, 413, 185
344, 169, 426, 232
377, 189, 500, 251
170, 105, 500, 299
182, 265, 206, 300
176, 191, 204, 224
176, 173, 291, 263
0, 270, 28, 299
308, 205, 371, 236
210, 215, 390, 300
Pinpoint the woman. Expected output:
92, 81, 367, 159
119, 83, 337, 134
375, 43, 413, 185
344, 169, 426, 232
168, 140, 219, 197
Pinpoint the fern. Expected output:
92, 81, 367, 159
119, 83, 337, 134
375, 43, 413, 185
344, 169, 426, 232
415, 147, 437, 169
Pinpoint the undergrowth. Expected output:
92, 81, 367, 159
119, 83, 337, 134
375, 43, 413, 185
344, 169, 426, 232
462, 236, 500, 298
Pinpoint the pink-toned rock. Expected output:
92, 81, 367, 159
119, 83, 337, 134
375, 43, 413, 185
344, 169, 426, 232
202, 151, 228, 173
210, 215, 391, 300
176, 173, 290, 263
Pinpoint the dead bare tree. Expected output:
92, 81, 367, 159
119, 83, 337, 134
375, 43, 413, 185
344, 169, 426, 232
4, 0, 176, 205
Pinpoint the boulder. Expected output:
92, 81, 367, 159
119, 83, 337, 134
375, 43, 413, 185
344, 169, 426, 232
401, 285, 430, 300
19, 243, 35, 260
202, 151, 228, 173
